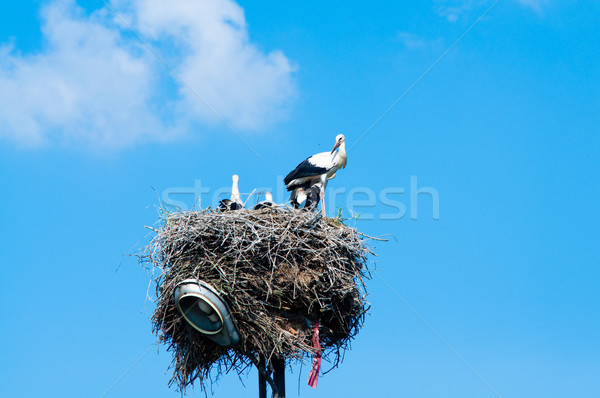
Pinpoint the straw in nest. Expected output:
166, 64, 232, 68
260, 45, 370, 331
141, 207, 374, 393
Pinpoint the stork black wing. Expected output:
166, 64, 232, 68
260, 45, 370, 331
284, 157, 329, 186
219, 199, 243, 211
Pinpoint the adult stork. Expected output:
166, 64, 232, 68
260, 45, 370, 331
219, 174, 244, 211
252, 192, 275, 210
284, 134, 347, 216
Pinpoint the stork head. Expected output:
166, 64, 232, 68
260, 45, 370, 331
232, 174, 239, 183
331, 134, 345, 154
265, 192, 273, 202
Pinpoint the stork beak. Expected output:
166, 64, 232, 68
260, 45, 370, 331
331, 141, 340, 154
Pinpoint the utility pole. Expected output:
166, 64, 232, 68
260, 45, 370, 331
258, 356, 267, 398
257, 356, 285, 398
273, 357, 285, 398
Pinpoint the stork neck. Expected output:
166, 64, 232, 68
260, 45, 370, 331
334, 142, 347, 168
231, 181, 241, 203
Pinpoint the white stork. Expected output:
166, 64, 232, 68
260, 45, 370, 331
219, 174, 244, 211
253, 192, 276, 210
284, 134, 347, 216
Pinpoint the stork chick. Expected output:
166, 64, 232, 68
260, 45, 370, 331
219, 174, 244, 211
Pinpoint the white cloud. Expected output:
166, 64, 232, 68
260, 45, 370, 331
397, 32, 443, 51
515, 0, 549, 12
123, 0, 296, 130
436, 0, 549, 23
0, 0, 296, 149
435, 0, 483, 23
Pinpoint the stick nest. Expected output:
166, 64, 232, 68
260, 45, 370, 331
141, 208, 373, 392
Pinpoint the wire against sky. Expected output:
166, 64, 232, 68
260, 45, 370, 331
373, 271, 502, 398
349, 0, 503, 152
101, 342, 155, 397
100, 1, 261, 159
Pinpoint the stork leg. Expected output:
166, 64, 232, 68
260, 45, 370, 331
320, 187, 326, 217
319, 174, 327, 217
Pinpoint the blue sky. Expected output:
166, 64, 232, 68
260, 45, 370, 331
1, 0, 599, 397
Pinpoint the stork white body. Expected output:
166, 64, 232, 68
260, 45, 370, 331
284, 134, 347, 216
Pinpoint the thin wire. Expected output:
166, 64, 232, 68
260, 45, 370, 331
101, 342, 155, 397
349, 0, 502, 151
373, 271, 502, 398
101, 1, 261, 158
